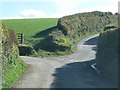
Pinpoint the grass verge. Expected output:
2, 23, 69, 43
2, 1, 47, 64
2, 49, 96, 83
2, 59, 28, 88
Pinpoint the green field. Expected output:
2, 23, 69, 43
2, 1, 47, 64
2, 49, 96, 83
2, 18, 58, 36
2, 18, 60, 57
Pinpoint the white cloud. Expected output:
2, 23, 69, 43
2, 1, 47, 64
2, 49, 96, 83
1, 9, 50, 19
21, 9, 48, 18
1, 0, 119, 19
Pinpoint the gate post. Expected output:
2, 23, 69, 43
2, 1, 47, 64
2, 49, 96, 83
21, 34, 24, 44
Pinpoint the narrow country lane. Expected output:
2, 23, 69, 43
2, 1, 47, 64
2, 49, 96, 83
13, 34, 116, 88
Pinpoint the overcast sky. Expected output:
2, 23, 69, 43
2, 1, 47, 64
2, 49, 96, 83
0, 0, 119, 19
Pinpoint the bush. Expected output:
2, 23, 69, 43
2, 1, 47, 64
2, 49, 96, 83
57, 11, 116, 40
48, 11, 117, 56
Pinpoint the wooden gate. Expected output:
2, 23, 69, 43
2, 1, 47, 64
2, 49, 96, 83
17, 33, 24, 44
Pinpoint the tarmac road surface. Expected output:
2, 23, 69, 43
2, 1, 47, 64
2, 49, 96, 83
13, 34, 117, 88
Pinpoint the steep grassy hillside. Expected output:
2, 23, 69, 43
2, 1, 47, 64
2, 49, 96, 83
96, 28, 118, 84
1, 24, 28, 88
2, 18, 58, 36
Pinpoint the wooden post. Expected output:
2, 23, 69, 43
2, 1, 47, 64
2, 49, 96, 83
21, 34, 24, 44
17, 33, 25, 44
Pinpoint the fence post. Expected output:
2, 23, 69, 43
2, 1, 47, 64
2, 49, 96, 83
21, 34, 24, 44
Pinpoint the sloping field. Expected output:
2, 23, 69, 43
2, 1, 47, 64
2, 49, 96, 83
2, 18, 58, 36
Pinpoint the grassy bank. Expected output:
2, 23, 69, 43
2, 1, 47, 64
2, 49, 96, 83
1, 24, 28, 88
2, 59, 28, 88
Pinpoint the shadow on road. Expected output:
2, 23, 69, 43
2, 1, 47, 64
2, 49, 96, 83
84, 37, 98, 45
51, 36, 116, 88
84, 36, 98, 52
51, 60, 98, 88
92, 46, 97, 52
51, 59, 116, 88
